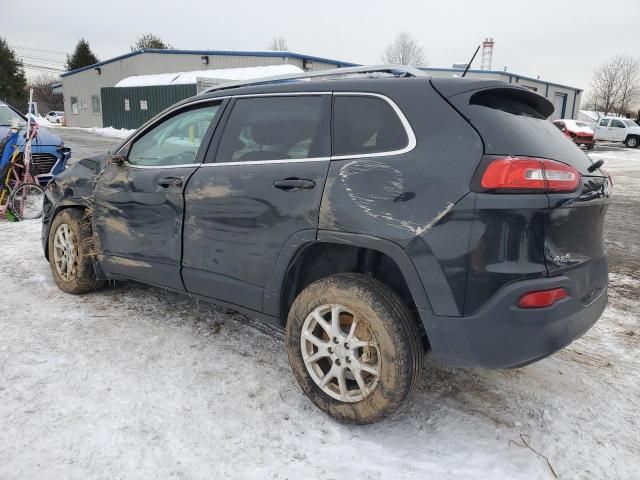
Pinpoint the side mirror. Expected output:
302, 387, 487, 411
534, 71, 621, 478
108, 154, 126, 165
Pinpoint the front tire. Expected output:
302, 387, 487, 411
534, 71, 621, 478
286, 273, 424, 424
48, 209, 104, 294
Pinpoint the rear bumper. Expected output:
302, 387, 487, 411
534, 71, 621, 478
418, 269, 608, 368
574, 136, 595, 145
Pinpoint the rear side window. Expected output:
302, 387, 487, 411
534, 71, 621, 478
216, 96, 329, 162
599, 119, 610, 127
611, 119, 625, 128
333, 95, 408, 156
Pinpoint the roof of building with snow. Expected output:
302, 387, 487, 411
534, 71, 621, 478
60, 49, 358, 78
114, 64, 304, 88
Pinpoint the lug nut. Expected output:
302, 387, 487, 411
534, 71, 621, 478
335, 359, 341, 366
344, 342, 350, 349
333, 337, 339, 344
346, 357, 351, 363
328, 347, 333, 354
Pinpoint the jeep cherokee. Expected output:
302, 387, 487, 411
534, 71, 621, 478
42, 68, 610, 424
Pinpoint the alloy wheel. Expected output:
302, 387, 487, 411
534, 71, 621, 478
53, 223, 79, 282
300, 304, 381, 402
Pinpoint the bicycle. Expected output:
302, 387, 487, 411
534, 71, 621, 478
0, 125, 45, 221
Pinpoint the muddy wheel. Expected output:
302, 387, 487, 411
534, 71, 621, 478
48, 209, 104, 294
286, 273, 423, 424
587, 144, 595, 151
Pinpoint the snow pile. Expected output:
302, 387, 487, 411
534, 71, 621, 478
31, 115, 59, 128
115, 64, 304, 88
84, 126, 135, 139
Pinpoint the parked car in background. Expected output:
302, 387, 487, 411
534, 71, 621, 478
553, 119, 595, 150
594, 116, 640, 148
45, 111, 65, 124
0, 102, 70, 185
41, 69, 610, 424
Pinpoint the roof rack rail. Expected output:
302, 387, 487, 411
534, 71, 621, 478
198, 64, 427, 94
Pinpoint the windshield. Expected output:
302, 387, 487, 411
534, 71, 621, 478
575, 121, 590, 128
0, 105, 25, 126
624, 120, 638, 128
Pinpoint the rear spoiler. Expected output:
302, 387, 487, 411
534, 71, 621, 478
431, 78, 554, 119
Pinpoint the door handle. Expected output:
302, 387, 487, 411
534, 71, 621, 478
273, 178, 316, 191
158, 176, 184, 188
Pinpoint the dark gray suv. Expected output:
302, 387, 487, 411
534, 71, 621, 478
42, 67, 610, 424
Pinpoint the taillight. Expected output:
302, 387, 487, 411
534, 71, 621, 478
518, 288, 568, 308
480, 157, 580, 193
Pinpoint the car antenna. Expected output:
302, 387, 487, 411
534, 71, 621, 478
461, 45, 481, 78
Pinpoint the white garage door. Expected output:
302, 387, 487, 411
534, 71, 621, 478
552, 93, 567, 120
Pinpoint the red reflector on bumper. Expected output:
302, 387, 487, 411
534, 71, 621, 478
518, 288, 568, 308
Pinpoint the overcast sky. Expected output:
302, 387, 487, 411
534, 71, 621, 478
2, 0, 639, 91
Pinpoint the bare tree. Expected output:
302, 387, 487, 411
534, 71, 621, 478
381, 32, 426, 66
617, 57, 640, 114
268, 36, 288, 51
588, 55, 640, 115
29, 73, 63, 112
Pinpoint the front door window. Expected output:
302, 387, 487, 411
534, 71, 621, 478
128, 104, 220, 166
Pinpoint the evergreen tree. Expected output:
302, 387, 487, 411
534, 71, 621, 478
131, 33, 172, 51
0, 38, 28, 109
65, 39, 99, 71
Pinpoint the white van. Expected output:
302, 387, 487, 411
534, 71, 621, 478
594, 117, 640, 148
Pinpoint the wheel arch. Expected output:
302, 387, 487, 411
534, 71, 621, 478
264, 230, 432, 333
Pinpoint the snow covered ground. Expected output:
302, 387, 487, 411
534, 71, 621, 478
1, 147, 639, 479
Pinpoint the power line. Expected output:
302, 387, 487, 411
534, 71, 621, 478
23, 63, 65, 73
17, 55, 65, 67
12, 45, 66, 56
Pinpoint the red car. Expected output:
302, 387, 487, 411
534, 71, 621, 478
553, 119, 595, 150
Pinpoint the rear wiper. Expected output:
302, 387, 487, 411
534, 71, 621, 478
588, 159, 604, 173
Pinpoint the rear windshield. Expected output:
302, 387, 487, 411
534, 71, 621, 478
461, 89, 595, 174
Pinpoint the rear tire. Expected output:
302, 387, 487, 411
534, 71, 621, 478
586, 144, 595, 151
285, 273, 423, 424
48, 209, 104, 294
625, 136, 639, 148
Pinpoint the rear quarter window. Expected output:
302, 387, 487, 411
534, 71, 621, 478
333, 95, 408, 156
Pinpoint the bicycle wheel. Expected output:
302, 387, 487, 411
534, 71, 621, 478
9, 182, 45, 220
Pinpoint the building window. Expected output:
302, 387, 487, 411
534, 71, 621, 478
70, 97, 78, 115
91, 95, 101, 114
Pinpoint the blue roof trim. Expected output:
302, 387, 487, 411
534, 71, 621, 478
61, 49, 358, 77
419, 66, 582, 93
